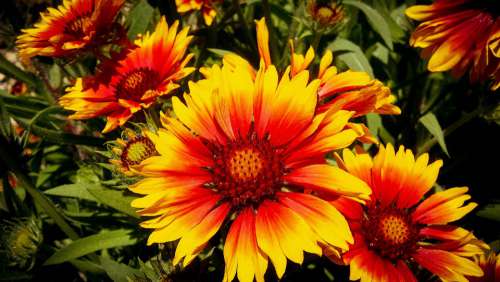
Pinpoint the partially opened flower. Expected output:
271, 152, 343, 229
469, 251, 500, 282
330, 144, 484, 281
306, 0, 345, 27
406, 0, 500, 90
59, 17, 194, 133
16, 0, 124, 64
130, 57, 373, 281
176, 0, 219, 26
108, 128, 158, 176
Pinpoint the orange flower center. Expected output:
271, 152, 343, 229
121, 136, 157, 169
116, 68, 160, 102
65, 14, 93, 37
209, 132, 284, 208
228, 148, 264, 181
362, 204, 419, 260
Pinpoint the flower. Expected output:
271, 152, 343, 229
406, 0, 500, 90
469, 251, 500, 282
1, 216, 43, 270
109, 128, 158, 176
329, 144, 485, 281
176, 0, 219, 26
16, 0, 124, 64
130, 56, 374, 281
306, 0, 345, 27
59, 17, 194, 133
228, 18, 400, 120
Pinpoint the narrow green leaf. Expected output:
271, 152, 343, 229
476, 203, 500, 222
207, 48, 236, 57
366, 113, 382, 136
0, 54, 38, 88
101, 256, 145, 282
44, 230, 137, 265
343, 0, 393, 50
328, 38, 374, 77
127, 0, 155, 39
70, 259, 105, 273
419, 113, 449, 156
45, 184, 98, 201
87, 186, 139, 218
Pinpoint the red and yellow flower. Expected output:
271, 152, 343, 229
16, 0, 124, 64
406, 0, 500, 90
129, 52, 376, 280
59, 17, 194, 133
226, 18, 400, 120
330, 144, 485, 281
176, 0, 220, 26
109, 128, 158, 176
469, 251, 500, 282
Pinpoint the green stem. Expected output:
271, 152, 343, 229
418, 108, 482, 154
0, 136, 80, 240
311, 27, 324, 52
234, 0, 257, 52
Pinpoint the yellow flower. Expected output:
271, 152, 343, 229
176, 0, 219, 26
130, 54, 373, 281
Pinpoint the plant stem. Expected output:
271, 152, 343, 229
234, 0, 257, 52
0, 136, 80, 240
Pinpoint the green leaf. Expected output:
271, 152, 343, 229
343, 0, 393, 50
328, 38, 374, 77
207, 48, 236, 57
45, 184, 97, 201
87, 186, 139, 218
100, 256, 145, 282
419, 113, 449, 156
44, 230, 137, 265
476, 203, 500, 222
70, 259, 105, 273
127, 0, 155, 39
366, 113, 382, 136
0, 54, 38, 88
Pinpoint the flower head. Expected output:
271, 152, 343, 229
406, 0, 500, 90
130, 55, 374, 281
330, 144, 485, 281
306, 0, 345, 27
1, 216, 43, 270
176, 0, 220, 26
109, 128, 158, 176
59, 17, 194, 133
16, 0, 124, 64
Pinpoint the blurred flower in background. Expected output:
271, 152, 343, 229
406, 0, 500, 90
469, 251, 500, 282
306, 0, 345, 27
0, 216, 43, 270
16, 0, 125, 65
176, 0, 220, 26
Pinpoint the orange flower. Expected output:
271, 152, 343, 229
130, 58, 374, 281
306, 0, 345, 27
228, 18, 400, 119
16, 0, 124, 64
406, 0, 500, 90
176, 0, 219, 26
330, 144, 485, 281
469, 251, 500, 282
59, 17, 194, 133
